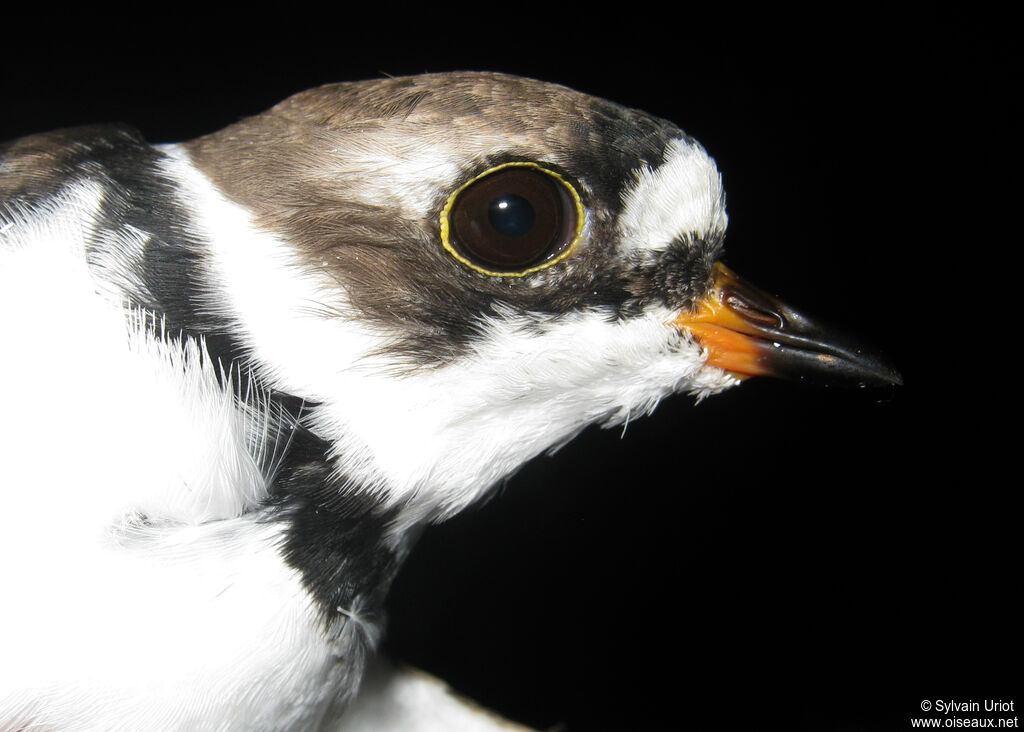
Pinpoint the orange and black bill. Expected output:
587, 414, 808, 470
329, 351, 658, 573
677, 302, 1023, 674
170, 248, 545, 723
671, 262, 902, 386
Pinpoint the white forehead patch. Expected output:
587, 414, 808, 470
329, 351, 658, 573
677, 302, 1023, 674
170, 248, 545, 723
617, 137, 728, 252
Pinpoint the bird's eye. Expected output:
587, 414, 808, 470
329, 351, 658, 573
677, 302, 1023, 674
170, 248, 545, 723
440, 163, 584, 277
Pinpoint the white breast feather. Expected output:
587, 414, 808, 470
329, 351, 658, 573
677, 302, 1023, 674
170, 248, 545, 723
0, 180, 345, 731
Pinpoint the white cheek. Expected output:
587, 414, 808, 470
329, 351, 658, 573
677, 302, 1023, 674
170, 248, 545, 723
311, 307, 739, 523
160, 145, 383, 396
618, 137, 728, 252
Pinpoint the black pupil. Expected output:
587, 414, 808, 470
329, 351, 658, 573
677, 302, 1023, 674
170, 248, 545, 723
488, 194, 535, 237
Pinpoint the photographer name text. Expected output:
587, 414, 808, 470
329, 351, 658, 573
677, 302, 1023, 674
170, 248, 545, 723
933, 701, 1016, 715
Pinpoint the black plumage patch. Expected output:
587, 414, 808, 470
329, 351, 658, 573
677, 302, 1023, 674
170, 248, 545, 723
266, 427, 406, 629
565, 99, 683, 214
0, 124, 245, 369
628, 232, 725, 311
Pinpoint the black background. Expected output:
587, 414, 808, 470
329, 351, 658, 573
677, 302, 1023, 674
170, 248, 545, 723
4, 8, 1017, 731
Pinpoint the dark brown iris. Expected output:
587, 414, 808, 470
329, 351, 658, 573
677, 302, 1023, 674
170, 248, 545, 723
448, 166, 577, 272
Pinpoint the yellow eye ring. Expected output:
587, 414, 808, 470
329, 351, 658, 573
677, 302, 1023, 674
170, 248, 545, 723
439, 162, 585, 277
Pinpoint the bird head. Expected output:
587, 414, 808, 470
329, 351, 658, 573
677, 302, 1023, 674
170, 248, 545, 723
177, 72, 898, 525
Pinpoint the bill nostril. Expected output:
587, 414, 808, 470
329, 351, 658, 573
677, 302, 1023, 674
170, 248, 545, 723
722, 289, 784, 330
